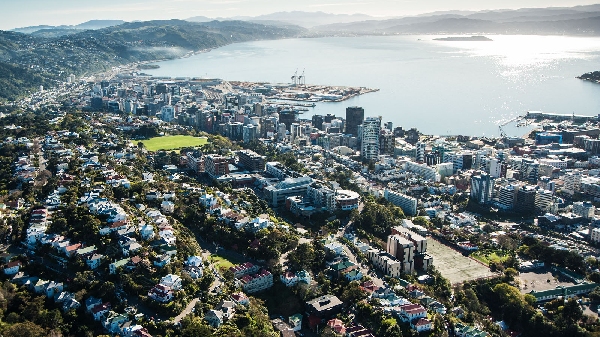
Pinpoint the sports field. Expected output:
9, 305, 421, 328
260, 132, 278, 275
428, 238, 495, 285
140, 135, 208, 151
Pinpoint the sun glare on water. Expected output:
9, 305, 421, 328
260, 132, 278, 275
435, 35, 600, 70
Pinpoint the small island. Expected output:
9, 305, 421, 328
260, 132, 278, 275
433, 36, 493, 41
578, 71, 600, 83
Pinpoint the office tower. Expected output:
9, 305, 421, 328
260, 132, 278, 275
345, 106, 364, 137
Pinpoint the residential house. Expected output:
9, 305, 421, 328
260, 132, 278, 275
153, 254, 171, 268
205, 309, 223, 328
240, 269, 273, 294
45, 281, 63, 298
288, 314, 302, 332
345, 269, 363, 281
91, 302, 112, 321
86, 254, 104, 270
230, 262, 259, 278
411, 318, 433, 332
327, 318, 346, 334
139, 224, 155, 241
454, 323, 489, 337
161, 201, 175, 213
3, 260, 21, 275
148, 284, 174, 303
397, 303, 427, 322
160, 274, 182, 291
110, 258, 129, 274
280, 270, 311, 287
231, 292, 249, 306
306, 295, 343, 318
218, 300, 236, 320
85, 297, 103, 312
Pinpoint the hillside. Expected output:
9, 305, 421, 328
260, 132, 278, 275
0, 20, 304, 101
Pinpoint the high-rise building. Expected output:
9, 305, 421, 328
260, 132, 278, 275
361, 117, 381, 161
515, 185, 536, 213
160, 105, 175, 122
312, 115, 324, 130
498, 184, 518, 210
237, 150, 265, 172
279, 111, 296, 131
470, 172, 493, 204
535, 189, 554, 213
205, 154, 230, 178
416, 142, 426, 163
379, 130, 395, 155
243, 124, 258, 143
387, 234, 415, 273
345, 106, 364, 137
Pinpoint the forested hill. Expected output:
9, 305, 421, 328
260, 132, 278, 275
0, 20, 305, 101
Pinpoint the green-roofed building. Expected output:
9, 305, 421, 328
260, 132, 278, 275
454, 323, 489, 337
76, 245, 97, 256
109, 258, 129, 274
528, 283, 599, 302
330, 260, 358, 278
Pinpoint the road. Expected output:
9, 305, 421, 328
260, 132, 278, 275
171, 249, 223, 325
333, 206, 385, 288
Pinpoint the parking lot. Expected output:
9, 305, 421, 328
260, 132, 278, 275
517, 268, 577, 294
427, 239, 495, 285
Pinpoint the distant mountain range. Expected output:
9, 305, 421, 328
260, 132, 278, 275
193, 5, 600, 35
188, 11, 376, 28
308, 4, 600, 34
11, 20, 126, 37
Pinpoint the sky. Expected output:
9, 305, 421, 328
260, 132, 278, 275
2, 0, 600, 30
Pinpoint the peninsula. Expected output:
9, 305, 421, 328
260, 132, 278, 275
578, 71, 600, 84
433, 36, 493, 41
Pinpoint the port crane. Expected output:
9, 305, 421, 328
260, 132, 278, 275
298, 69, 305, 86
291, 69, 298, 86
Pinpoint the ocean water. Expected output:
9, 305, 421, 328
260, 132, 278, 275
150, 35, 600, 137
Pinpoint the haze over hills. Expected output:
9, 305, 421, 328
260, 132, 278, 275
190, 4, 600, 35
12, 20, 126, 35
0, 20, 304, 100
189, 11, 376, 28
310, 4, 600, 34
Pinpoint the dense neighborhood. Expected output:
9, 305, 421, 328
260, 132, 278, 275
1, 71, 600, 337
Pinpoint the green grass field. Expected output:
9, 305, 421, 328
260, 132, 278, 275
140, 135, 208, 151
210, 255, 235, 271
471, 250, 510, 265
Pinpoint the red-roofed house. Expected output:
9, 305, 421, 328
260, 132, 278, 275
398, 303, 427, 322
327, 318, 346, 334
411, 318, 432, 332
91, 302, 111, 321
4, 260, 21, 275
240, 269, 273, 293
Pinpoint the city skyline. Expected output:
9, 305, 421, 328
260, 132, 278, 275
3, 0, 600, 30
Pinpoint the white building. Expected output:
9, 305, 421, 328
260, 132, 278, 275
361, 117, 381, 161
384, 189, 417, 216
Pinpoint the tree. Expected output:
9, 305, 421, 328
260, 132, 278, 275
287, 243, 315, 271
341, 281, 368, 304
3, 321, 46, 337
